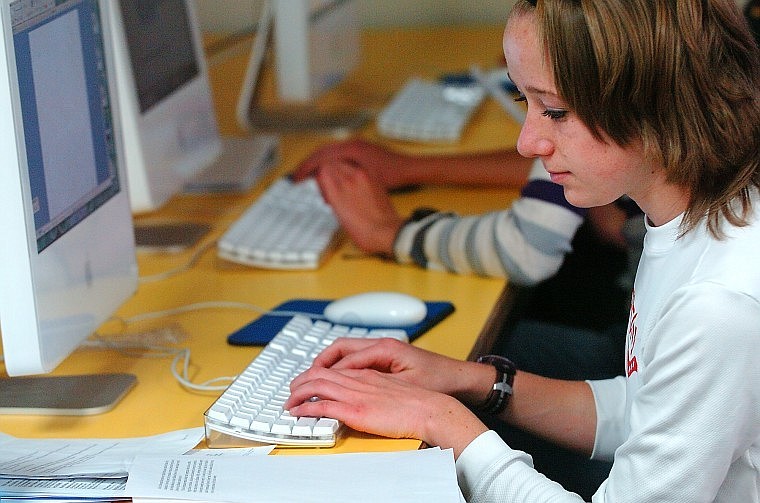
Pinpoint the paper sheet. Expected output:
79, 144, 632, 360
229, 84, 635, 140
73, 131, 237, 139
0, 429, 270, 501
0, 428, 204, 478
127, 448, 462, 503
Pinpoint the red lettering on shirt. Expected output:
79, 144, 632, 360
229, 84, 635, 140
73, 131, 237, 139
626, 290, 639, 377
627, 355, 638, 376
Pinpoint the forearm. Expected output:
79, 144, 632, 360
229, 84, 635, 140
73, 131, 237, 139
391, 149, 532, 189
500, 372, 597, 455
393, 196, 584, 283
449, 360, 596, 455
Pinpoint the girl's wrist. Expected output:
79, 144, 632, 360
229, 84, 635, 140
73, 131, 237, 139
462, 361, 500, 405
422, 393, 488, 458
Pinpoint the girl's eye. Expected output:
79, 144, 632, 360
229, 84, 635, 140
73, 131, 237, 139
514, 93, 568, 121
542, 109, 568, 120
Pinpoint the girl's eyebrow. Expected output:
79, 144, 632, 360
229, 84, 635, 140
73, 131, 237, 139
506, 72, 558, 98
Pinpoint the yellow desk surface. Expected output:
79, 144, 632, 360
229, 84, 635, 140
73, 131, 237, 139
1, 26, 521, 455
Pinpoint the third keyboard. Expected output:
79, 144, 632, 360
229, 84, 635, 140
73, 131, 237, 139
218, 178, 339, 269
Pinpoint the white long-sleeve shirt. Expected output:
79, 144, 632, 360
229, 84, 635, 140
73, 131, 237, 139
456, 190, 760, 502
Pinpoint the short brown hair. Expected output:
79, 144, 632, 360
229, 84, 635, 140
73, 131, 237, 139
511, 0, 760, 237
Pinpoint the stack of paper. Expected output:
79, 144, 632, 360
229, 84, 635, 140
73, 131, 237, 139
1, 428, 463, 502
0, 428, 206, 502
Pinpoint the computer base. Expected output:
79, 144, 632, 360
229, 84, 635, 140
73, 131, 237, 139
0, 373, 137, 415
184, 134, 279, 193
134, 221, 211, 253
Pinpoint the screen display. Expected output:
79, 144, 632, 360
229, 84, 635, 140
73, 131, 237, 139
11, 0, 120, 252
119, 0, 198, 113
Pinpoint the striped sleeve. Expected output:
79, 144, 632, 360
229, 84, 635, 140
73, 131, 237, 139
393, 159, 586, 286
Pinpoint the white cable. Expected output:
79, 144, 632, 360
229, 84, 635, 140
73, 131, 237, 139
111, 300, 325, 326
138, 239, 218, 284
87, 335, 234, 392
91, 300, 327, 393
170, 348, 236, 392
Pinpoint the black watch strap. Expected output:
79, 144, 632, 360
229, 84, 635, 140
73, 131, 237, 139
476, 354, 516, 415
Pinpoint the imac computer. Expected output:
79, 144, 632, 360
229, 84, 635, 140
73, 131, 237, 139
0, 0, 138, 414
111, 0, 279, 249
110, 0, 220, 214
236, 0, 370, 132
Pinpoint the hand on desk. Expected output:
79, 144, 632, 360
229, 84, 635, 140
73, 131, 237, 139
293, 141, 406, 257
290, 137, 533, 262
315, 159, 404, 257
285, 338, 491, 458
292, 138, 413, 190
290, 138, 541, 272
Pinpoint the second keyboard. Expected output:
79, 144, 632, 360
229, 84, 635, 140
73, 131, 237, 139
218, 177, 339, 269
376, 77, 485, 143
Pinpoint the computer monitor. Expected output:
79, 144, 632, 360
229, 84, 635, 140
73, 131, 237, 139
109, 0, 221, 214
237, 0, 370, 132
111, 0, 279, 250
0, 0, 138, 413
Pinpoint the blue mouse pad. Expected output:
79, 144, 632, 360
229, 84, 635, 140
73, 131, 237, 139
227, 299, 455, 346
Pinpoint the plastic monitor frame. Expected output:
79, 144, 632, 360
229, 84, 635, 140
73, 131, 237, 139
109, 0, 222, 215
0, 0, 138, 414
236, 0, 370, 133
111, 0, 280, 252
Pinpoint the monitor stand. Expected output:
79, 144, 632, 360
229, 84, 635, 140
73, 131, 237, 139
234, 3, 372, 136
245, 105, 372, 134
0, 373, 137, 415
134, 134, 279, 253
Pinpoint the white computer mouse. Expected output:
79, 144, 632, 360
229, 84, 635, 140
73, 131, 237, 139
323, 291, 427, 328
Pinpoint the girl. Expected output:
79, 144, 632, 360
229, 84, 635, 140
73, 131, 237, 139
286, 1, 760, 501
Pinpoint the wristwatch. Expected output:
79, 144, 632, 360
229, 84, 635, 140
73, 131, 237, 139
476, 354, 516, 415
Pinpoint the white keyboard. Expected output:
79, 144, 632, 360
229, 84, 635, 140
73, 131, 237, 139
376, 77, 485, 143
204, 315, 408, 448
217, 177, 339, 269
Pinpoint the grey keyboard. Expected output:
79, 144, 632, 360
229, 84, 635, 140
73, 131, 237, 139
217, 178, 339, 270
376, 78, 485, 142
204, 315, 408, 448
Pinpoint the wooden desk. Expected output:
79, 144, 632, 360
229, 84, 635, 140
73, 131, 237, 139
1, 26, 520, 455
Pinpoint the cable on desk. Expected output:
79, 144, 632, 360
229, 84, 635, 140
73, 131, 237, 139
110, 300, 326, 325
87, 301, 328, 392
138, 239, 218, 284
87, 333, 235, 392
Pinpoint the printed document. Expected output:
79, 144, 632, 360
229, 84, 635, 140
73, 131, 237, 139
127, 447, 462, 503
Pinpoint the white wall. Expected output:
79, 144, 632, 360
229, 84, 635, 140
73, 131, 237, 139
194, 0, 752, 34
195, 0, 515, 34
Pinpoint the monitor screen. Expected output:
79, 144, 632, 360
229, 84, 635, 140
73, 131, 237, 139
13, 0, 121, 253
0, 0, 137, 380
119, 0, 198, 113
111, 0, 221, 213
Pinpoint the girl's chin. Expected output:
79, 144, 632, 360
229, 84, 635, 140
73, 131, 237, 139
562, 189, 611, 210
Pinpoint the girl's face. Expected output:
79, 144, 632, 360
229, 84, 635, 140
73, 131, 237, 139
503, 11, 677, 220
